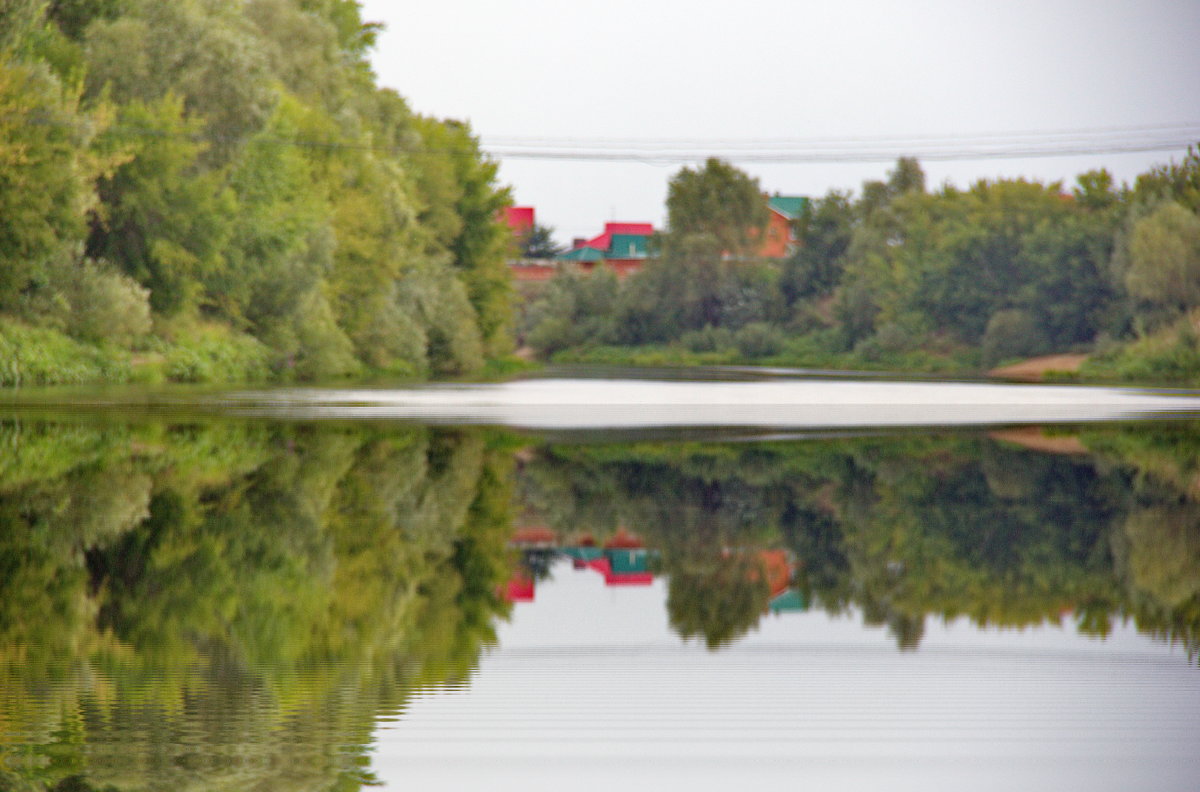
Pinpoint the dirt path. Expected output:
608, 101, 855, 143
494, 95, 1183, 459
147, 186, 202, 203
988, 353, 1088, 381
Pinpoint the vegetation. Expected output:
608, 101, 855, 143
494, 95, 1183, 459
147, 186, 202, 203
517, 425, 1200, 654
526, 151, 1200, 383
0, 419, 515, 792
3, 416, 1200, 787
0, 0, 515, 386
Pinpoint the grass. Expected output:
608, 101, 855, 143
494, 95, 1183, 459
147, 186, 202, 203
0, 318, 132, 387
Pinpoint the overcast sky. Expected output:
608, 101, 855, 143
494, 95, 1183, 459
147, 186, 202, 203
360, 0, 1200, 242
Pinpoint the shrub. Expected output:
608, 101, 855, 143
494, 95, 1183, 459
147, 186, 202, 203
981, 309, 1049, 366
733, 322, 784, 359
66, 260, 153, 345
159, 323, 271, 383
0, 319, 131, 386
681, 324, 735, 353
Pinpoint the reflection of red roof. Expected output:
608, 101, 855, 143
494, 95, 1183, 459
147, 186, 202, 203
604, 527, 644, 550
758, 549, 793, 598
511, 526, 557, 545
504, 576, 535, 602
585, 558, 653, 586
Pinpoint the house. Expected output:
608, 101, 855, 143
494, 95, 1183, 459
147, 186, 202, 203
559, 221, 656, 278
756, 195, 808, 258
501, 206, 535, 241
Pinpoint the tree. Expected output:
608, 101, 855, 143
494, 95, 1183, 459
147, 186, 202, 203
0, 54, 108, 313
664, 157, 768, 258
86, 95, 236, 316
782, 189, 854, 302
1124, 202, 1200, 312
521, 223, 564, 259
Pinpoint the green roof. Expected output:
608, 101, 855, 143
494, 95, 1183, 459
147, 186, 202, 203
768, 589, 808, 613
558, 246, 606, 262
768, 195, 808, 219
606, 234, 649, 259
608, 549, 649, 574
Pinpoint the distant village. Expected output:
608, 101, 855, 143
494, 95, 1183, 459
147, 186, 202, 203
502, 194, 808, 282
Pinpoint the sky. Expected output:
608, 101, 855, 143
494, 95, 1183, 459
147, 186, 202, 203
359, 0, 1200, 243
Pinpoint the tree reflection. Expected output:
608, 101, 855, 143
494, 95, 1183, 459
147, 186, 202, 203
519, 425, 1200, 657
5, 417, 1200, 790
0, 420, 513, 792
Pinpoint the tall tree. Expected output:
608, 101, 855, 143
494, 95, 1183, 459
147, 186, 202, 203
664, 157, 768, 258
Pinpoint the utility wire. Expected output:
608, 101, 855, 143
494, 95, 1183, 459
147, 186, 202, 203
8, 111, 1199, 164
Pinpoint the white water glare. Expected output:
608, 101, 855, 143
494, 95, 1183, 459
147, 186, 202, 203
230, 378, 1200, 429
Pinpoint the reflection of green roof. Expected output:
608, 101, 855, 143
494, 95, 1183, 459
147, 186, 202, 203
768, 195, 808, 219
562, 546, 604, 562
606, 234, 649, 259
769, 589, 808, 613
608, 549, 648, 574
558, 246, 605, 262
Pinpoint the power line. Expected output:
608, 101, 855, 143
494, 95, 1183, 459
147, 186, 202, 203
482, 122, 1200, 149
8, 111, 1198, 165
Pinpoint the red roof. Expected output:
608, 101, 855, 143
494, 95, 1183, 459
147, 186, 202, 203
502, 206, 535, 234
511, 525, 557, 545
504, 576, 536, 602
576, 222, 655, 251
603, 527, 644, 550
604, 222, 654, 236
585, 558, 653, 586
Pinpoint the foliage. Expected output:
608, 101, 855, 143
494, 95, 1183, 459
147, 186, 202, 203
732, 321, 784, 358
1124, 201, 1200, 313
663, 157, 769, 258
0, 317, 130, 386
520, 223, 565, 259
0, 0, 514, 386
981, 308, 1048, 366
0, 420, 514, 790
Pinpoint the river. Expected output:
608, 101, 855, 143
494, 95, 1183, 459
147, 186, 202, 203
1, 369, 1198, 791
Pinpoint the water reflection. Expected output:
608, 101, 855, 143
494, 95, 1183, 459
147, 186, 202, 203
0, 416, 1198, 790
513, 425, 1200, 654
0, 420, 513, 791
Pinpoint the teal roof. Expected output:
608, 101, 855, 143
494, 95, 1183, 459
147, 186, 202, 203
768, 195, 808, 219
607, 549, 648, 574
769, 589, 808, 613
606, 234, 649, 259
562, 547, 604, 562
558, 246, 605, 262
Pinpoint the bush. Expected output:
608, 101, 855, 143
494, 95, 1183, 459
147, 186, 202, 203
159, 323, 271, 383
1084, 318, 1200, 384
732, 322, 784, 359
0, 319, 131, 386
981, 309, 1049, 366
66, 260, 153, 345
681, 324, 735, 353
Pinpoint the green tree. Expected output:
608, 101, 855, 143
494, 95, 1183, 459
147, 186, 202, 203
0, 55, 99, 310
664, 157, 768, 258
1124, 201, 1200, 313
86, 95, 236, 316
781, 189, 854, 302
521, 223, 564, 259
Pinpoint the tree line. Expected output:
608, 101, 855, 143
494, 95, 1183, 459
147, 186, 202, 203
0, 419, 515, 791
518, 427, 1200, 653
527, 151, 1200, 381
0, 0, 514, 386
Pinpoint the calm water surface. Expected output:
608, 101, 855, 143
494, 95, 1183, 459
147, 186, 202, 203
1, 374, 1198, 791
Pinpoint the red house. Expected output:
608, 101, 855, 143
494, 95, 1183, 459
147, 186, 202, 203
559, 221, 656, 278
755, 195, 807, 258
502, 206, 535, 239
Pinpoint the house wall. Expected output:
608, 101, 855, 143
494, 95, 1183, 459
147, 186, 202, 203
756, 210, 793, 258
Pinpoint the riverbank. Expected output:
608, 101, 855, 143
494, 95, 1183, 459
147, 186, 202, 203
0, 317, 537, 389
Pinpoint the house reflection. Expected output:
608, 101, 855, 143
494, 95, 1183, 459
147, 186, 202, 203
503, 525, 806, 618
